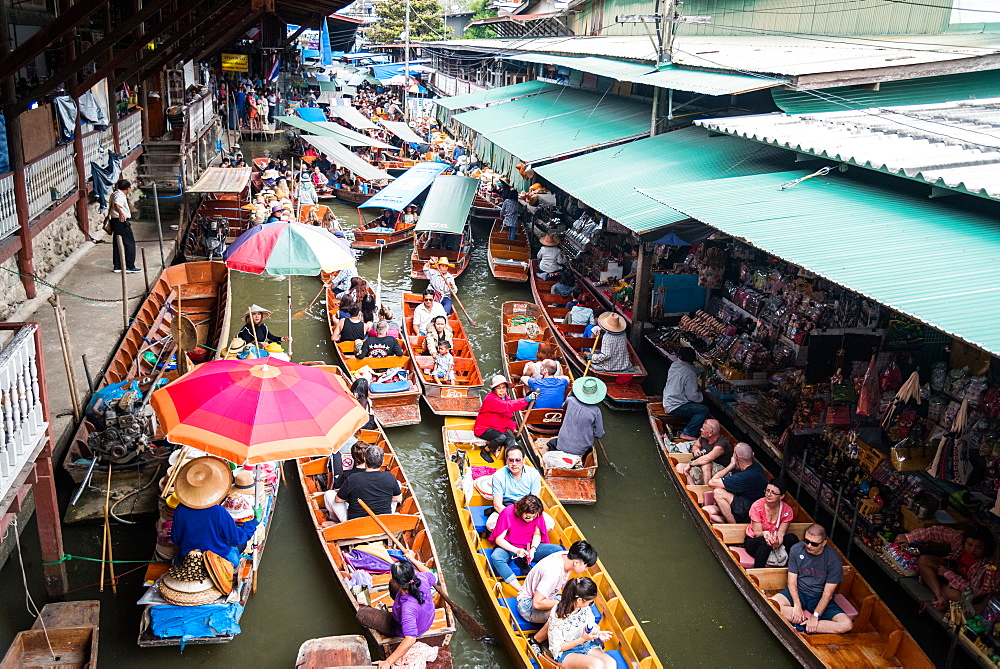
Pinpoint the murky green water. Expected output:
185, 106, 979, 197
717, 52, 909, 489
0, 147, 796, 667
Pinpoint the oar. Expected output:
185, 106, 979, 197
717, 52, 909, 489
358, 500, 491, 642
514, 399, 536, 443
451, 291, 478, 328
583, 330, 602, 377
293, 282, 327, 320
565, 354, 624, 476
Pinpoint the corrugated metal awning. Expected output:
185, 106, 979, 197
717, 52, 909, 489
327, 105, 378, 130
435, 80, 558, 111
506, 53, 784, 95
275, 115, 392, 148
360, 162, 449, 211
380, 120, 424, 144
299, 136, 393, 182
414, 175, 478, 235
533, 127, 793, 234
639, 171, 1000, 357
188, 167, 252, 194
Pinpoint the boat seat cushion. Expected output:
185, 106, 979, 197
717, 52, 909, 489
500, 596, 543, 632
603, 649, 629, 669
371, 380, 410, 393
834, 594, 858, 620
730, 547, 755, 569
469, 505, 493, 534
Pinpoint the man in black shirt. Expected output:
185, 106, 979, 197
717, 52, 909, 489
358, 321, 404, 358
334, 444, 402, 520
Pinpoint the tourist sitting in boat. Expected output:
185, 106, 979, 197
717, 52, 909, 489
489, 494, 564, 587
521, 342, 564, 380
423, 315, 453, 354
542, 377, 606, 471
662, 347, 709, 441
371, 306, 401, 338
357, 550, 438, 669
744, 478, 799, 569
423, 257, 458, 314
322, 209, 341, 232
304, 209, 322, 226
311, 166, 330, 191
358, 320, 404, 358
550, 269, 576, 297
351, 378, 377, 430
330, 444, 401, 522
478, 444, 542, 532
586, 313, 632, 374
347, 277, 377, 324
322, 439, 368, 521
522, 360, 570, 410
412, 290, 447, 337
171, 456, 260, 566
333, 304, 369, 351
771, 524, 853, 635
547, 577, 616, 668
315, 153, 333, 173
536, 235, 566, 280
430, 342, 455, 384
474, 376, 535, 463
703, 442, 767, 524
500, 187, 523, 241
327, 266, 358, 297
514, 322, 543, 361
894, 525, 998, 611
401, 204, 419, 226
238, 305, 290, 346
674, 419, 731, 485
519, 540, 599, 642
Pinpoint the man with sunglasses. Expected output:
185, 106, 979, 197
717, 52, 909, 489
412, 289, 446, 337
772, 524, 853, 635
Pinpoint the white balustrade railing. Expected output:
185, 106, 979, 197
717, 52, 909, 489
0, 324, 47, 504
0, 173, 17, 242
81, 127, 115, 182
24, 144, 76, 220
430, 71, 486, 97
120, 110, 143, 154
187, 94, 212, 141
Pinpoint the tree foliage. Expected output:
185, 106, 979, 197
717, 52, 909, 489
368, 0, 452, 44
463, 0, 498, 39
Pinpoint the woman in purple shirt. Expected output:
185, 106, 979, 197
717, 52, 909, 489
372, 549, 438, 667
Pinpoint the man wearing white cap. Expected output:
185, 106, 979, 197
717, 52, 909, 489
543, 377, 606, 470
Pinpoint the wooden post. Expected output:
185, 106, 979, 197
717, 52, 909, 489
117, 235, 129, 328
29, 325, 69, 597
105, 3, 121, 154
73, 99, 92, 240
629, 242, 654, 348
141, 247, 150, 293
49, 295, 81, 423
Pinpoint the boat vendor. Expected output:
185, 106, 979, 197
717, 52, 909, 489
542, 377, 606, 471
662, 348, 709, 441
586, 313, 632, 374
423, 257, 458, 314
412, 290, 447, 337
893, 525, 998, 611
238, 305, 291, 347
357, 550, 439, 668
474, 375, 535, 463
536, 235, 566, 281
171, 456, 261, 566
325, 266, 359, 298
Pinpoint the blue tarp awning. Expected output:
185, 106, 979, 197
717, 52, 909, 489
360, 162, 449, 211
296, 107, 327, 123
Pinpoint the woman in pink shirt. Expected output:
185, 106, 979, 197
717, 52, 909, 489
488, 494, 563, 586
743, 478, 797, 568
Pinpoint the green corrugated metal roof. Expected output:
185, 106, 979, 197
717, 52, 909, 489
451, 87, 651, 164
638, 171, 1000, 356
414, 175, 478, 235
506, 53, 785, 95
319, 81, 338, 92
275, 116, 392, 148
773, 71, 1000, 114
435, 80, 558, 110
533, 127, 793, 234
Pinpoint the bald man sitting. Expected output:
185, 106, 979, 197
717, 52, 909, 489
675, 419, 731, 485
703, 442, 767, 524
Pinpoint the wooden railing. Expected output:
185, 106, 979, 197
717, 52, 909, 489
0, 173, 17, 242
0, 323, 48, 505
24, 143, 77, 220
430, 71, 487, 97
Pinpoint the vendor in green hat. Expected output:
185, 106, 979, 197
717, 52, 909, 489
237, 304, 290, 348
542, 377, 606, 470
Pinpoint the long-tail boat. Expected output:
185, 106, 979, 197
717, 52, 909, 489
296, 635, 371, 668
500, 301, 597, 504
471, 193, 501, 224
64, 262, 231, 485
488, 221, 530, 283
138, 460, 280, 647
296, 421, 455, 667
400, 292, 482, 416
325, 299, 421, 427
442, 417, 661, 668
529, 261, 647, 411
411, 176, 478, 280
410, 225, 473, 280
647, 402, 933, 668
183, 167, 253, 261
331, 185, 379, 205
352, 208, 416, 251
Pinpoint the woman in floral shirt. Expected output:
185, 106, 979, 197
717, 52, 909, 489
546, 577, 616, 667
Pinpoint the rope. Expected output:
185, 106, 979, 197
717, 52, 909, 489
779, 166, 834, 190
42, 554, 166, 565
0, 266, 147, 305
11, 517, 56, 661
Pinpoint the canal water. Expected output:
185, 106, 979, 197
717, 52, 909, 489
0, 150, 796, 667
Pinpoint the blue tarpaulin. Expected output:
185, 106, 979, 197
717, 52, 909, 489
370, 62, 427, 83
149, 603, 244, 649
91, 151, 123, 211
296, 107, 327, 123
0, 112, 8, 173
320, 18, 332, 66
360, 162, 448, 211
302, 49, 320, 59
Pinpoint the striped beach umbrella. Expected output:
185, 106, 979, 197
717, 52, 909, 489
223, 221, 354, 275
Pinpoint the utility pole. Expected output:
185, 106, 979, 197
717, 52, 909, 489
403, 0, 411, 122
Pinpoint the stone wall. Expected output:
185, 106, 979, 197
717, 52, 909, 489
0, 256, 28, 321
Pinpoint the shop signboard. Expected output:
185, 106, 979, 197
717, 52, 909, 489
221, 53, 249, 72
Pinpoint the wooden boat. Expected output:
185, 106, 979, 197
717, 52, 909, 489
1, 601, 99, 669
138, 464, 280, 647
253, 157, 271, 171
352, 209, 416, 251
326, 294, 422, 427
488, 220, 530, 282
500, 301, 597, 504
647, 402, 933, 668
332, 185, 378, 205
471, 193, 501, 222
530, 261, 648, 411
442, 417, 661, 668
296, 635, 371, 668
183, 192, 251, 261
64, 262, 231, 484
296, 423, 455, 666
400, 292, 483, 416
299, 204, 332, 223
410, 224, 472, 280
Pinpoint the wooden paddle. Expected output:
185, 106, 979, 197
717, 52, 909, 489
294, 282, 327, 320
565, 356, 624, 476
583, 330, 602, 377
451, 292, 478, 328
514, 399, 536, 443
357, 500, 491, 642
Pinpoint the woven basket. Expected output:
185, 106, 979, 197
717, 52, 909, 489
159, 579, 224, 606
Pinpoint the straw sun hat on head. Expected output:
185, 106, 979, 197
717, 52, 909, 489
174, 457, 233, 509
245, 304, 272, 321
597, 312, 627, 334
435, 256, 454, 268
540, 235, 560, 247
